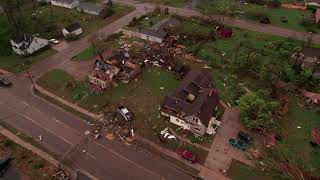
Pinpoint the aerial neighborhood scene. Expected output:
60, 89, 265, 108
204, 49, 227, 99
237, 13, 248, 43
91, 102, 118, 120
0, 0, 320, 179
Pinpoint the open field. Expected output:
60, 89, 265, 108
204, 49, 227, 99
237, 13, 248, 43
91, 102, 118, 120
197, 0, 320, 33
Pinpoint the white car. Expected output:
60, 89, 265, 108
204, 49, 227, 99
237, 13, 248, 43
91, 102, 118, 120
49, 39, 59, 44
117, 106, 132, 121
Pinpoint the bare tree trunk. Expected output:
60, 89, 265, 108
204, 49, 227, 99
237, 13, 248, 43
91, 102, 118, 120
31, 0, 36, 12
50, 2, 52, 17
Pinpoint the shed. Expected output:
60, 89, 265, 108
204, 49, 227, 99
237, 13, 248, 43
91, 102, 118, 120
62, 22, 82, 37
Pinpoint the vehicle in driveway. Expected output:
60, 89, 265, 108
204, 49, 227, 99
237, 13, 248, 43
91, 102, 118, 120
228, 138, 247, 150
0, 78, 12, 87
116, 106, 133, 121
238, 131, 253, 144
177, 148, 197, 163
49, 39, 59, 44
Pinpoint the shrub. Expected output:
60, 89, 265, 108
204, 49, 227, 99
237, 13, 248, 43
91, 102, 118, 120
33, 160, 45, 169
65, 34, 79, 41
100, 7, 114, 19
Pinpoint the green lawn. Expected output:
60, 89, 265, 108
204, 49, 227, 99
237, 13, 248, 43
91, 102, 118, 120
227, 160, 286, 180
74, 47, 95, 61
18, 2, 134, 38
277, 100, 320, 170
0, 49, 56, 73
137, 0, 192, 7
36, 69, 90, 103
127, 13, 169, 32
197, 0, 320, 33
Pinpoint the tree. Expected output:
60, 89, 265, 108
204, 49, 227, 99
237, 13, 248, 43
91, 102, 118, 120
239, 90, 279, 130
260, 62, 281, 84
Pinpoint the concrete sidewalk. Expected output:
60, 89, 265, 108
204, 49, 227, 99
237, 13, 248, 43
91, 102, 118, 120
35, 84, 99, 120
0, 126, 59, 167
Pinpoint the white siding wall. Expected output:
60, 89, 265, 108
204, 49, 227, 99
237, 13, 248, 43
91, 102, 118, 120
62, 28, 83, 37
140, 34, 163, 43
169, 116, 191, 130
51, 0, 79, 9
77, 8, 99, 15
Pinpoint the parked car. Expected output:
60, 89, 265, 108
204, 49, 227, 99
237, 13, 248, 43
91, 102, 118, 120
0, 78, 12, 87
117, 106, 133, 121
228, 138, 247, 150
177, 148, 196, 163
49, 39, 59, 44
238, 131, 253, 144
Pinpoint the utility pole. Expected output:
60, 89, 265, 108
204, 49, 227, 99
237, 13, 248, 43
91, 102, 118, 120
24, 71, 36, 91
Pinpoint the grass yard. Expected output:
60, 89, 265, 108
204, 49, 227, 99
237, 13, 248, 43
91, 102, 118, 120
0, 134, 55, 179
73, 39, 119, 61
227, 160, 286, 180
0, 49, 56, 73
277, 100, 320, 170
197, 0, 320, 33
36, 69, 90, 103
127, 13, 170, 31
79, 68, 179, 130
75, 47, 95, 61
18, 1, 135, 38
137, 0, 192, 7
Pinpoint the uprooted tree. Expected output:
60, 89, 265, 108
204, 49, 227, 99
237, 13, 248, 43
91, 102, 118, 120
239, 90, 279, 130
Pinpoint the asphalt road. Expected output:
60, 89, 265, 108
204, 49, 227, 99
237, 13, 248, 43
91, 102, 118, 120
0, 6, 193, 180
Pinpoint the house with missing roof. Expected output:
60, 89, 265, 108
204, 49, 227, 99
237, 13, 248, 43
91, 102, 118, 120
62, 22, 82, 37
50, 0, 79, 9
292, 47, 320, 77
140, 17, 181, 43
10, 34, 49, 56
161, 69, 224, 136
89, 59, 120, 90
77, 2, 104, 15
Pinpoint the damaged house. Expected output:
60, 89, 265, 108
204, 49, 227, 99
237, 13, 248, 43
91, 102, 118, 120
292, 47, 320, 77
140, 17, 181, 43
161, 69, 224, 136
89, 59, 119, 90
89, 51, 141, 89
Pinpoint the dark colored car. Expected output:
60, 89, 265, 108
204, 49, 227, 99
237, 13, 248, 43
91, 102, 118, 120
238, 131, 253, 144
177, 148, 196, 163
0, 78, 12, 87
228, 138, 247, 150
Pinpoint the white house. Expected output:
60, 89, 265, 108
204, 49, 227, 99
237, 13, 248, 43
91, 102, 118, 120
50, 0, 79, 9
305, 0, 320, 7
10, 34, 49, 56
140, 28, 167, 43
62, 22, 82, 37
77, 2, 104, 15
161, 69, 225, 136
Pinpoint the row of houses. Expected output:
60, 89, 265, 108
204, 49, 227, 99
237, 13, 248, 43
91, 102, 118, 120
50, 0, 105, 15
11, 22, 82, 56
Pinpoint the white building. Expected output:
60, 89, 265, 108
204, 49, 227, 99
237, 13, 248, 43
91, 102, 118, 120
50, 0, 79, 9
62, 22, 82, 37
10, 34, 49, 56
77, 2, 104, 15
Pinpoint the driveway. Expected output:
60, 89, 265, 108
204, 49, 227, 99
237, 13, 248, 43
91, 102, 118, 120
199, 106, 252, 180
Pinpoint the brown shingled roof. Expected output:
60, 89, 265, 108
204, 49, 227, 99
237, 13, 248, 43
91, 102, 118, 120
161, 69, 222, 127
